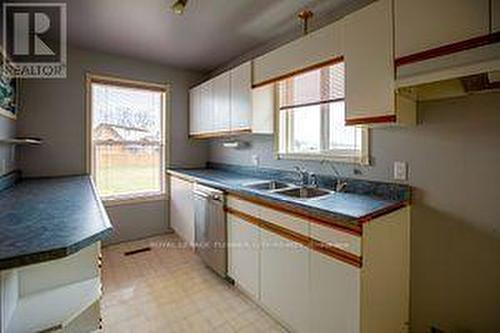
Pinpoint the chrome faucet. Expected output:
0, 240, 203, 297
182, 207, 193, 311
294, 166, 318, 188
320, 160, 348, 192
294, 166, 309, 186
309, 173, 318, 188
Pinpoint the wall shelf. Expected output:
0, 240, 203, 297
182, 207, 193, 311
0, 138, 43, 145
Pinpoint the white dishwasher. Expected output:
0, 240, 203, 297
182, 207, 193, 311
193, 183, 227, 277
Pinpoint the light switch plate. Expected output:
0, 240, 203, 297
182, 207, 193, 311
394, 161, 408, 181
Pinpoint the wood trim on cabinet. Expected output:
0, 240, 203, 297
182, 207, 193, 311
395, 32, 500, 67
189, 128, 252, 139
345, 114, 397, 126
252, 56, 345, 89
226, 207, 310, 247
228, 192, 362, 236
359, 201, 409, 225
310, 239, 362, 268
226, 207, 362, 268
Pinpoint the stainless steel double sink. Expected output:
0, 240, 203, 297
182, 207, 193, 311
244, 181, 331, 199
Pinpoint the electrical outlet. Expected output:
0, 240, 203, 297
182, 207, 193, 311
1, 158, 6, 175
394, 161, 408, 181
252, 155, 260, 166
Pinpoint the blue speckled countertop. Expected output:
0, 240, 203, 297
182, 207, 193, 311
0, 175, 112, 270
168, 167, 409, 229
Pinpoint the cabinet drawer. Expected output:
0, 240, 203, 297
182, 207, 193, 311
227, 196, 262, 216
227, 195, 309, 237
310, 223, 361, 257
258, 203, 309, 237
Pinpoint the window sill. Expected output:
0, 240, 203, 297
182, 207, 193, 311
276, 152, 370, 165
103, 194, 166, 207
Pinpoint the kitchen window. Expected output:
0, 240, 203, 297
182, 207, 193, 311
86, 75, 168, 202
276, 60, 369, 164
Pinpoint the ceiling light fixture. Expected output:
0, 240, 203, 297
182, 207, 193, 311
171, 0, 188, 15
298, 10, 314, 35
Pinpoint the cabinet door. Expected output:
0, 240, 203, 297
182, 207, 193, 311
260, 229, 309, 333
344, 0, 395, 121
494, 0, 500, 33
395, 0, 490, 58
212, 72, 231, 132
227, 215, 260, 299
253, 21, 344, 87
189, 86, 201, 135
251, 84, 274, 134
199, 80, 214, 134
230, 62, 252, 130
310, 251, 360, 333
169, 176, 194, 246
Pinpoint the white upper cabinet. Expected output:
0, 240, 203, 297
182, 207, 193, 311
213, 71, 231, 132
230, 61, 252, 131
253, 21, 343, 87
395, 0, 490, 58
189, 61, 274, 138
199, 79, 214, 134
493, 0, 500, 33
251, 84, 274, 134
189, 85, 202, 135
344, 0, 399, 123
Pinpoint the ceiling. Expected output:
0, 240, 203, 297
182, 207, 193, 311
7, 0, 371, 73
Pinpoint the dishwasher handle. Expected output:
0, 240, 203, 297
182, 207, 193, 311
193, 190, 224, 203
193, 190, 210, 199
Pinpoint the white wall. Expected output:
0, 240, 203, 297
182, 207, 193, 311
208, 92, 500, 332
17, 46, 208, 244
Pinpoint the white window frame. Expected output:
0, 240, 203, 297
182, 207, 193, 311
274, 63, 370, 165
85, 73, 170, 204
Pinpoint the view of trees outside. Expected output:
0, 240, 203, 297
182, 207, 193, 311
91, 83, 164, 198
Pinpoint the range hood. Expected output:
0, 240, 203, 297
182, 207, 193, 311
395, 36, 500, 101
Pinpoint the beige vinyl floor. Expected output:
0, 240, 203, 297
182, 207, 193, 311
101, 233, 286, 333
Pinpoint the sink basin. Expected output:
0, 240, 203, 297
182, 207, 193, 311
276, 187, 331, 199
244, 181, 291, 191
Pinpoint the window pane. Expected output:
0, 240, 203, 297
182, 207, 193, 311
329, 101, 361, 151
91, 81, 164, 199
290, 105, 321, 153
92, 84, 162, 142
277, 61, 365, 161
95, 144, 161, 197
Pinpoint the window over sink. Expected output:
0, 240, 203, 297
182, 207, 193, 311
276, 60, 369, 164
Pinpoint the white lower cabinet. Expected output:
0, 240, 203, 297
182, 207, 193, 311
260, 229, 310, 333
227, 214, 260, 299
169, 175, 195, 246
310, 250, 360, 333
226, 195, 410, 333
